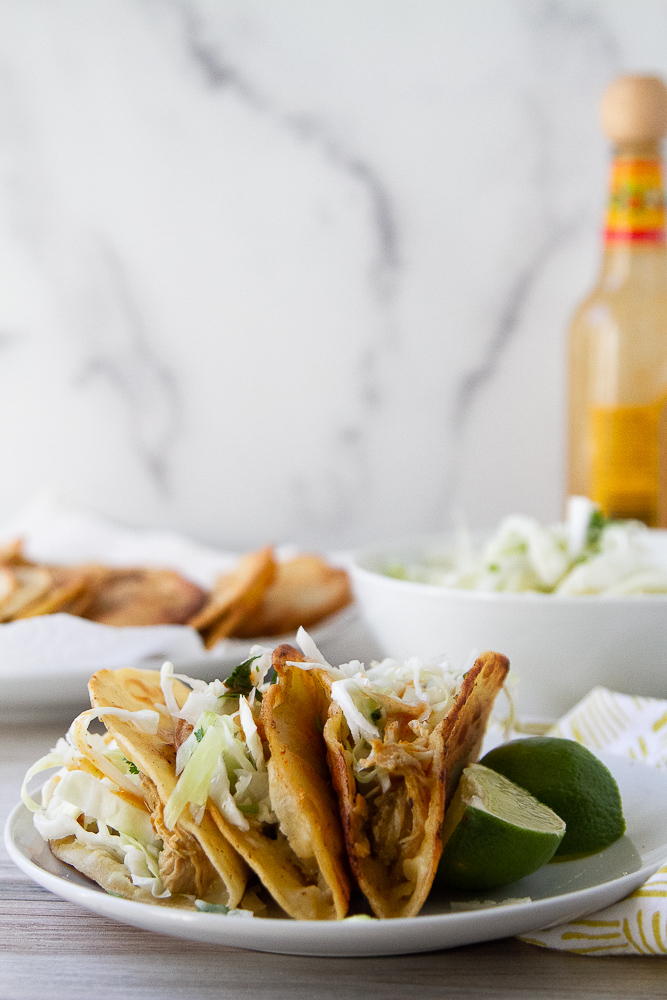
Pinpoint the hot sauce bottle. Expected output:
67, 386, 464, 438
568, 75, 667, 526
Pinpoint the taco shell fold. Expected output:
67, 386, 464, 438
50, 838, 199, 908
440, 650, 510, 806
320, 649, 509, 919
88, 667, 248, 908
323, 698, 446, 919
206, 648, 351, 920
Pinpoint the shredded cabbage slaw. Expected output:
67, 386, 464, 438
160, 653, 275, 833
384, 497, 667, 594
288, 627, 468, 789
22, 722, 168, 898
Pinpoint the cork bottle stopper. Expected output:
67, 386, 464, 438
601, 75, 667, 144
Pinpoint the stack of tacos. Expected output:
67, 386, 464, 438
23, 633, 508, 919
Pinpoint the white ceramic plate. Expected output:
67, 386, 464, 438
6, 753, 667, 957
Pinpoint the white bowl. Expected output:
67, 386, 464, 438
349, 534, 667, 719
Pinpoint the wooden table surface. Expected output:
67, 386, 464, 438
2, 720, 666, 1000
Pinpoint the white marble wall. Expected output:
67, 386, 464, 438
0, 1, 666, 550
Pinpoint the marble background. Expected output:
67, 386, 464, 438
1, 0, 666, 552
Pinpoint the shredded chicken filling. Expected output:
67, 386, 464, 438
351, 719, 434, 875
141, 778, 217, 897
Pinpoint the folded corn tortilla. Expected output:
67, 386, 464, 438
26, 644, 506, 922
87, 668, 248, 907
202, 651, 351, 919
277, 643, 508, 919
49, 838, 201, 908
22, 676, 248, 910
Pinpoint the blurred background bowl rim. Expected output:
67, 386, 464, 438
349, 529, 667, 606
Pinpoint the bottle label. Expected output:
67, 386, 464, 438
590, 394, 667, 524
604, 157, 666, 244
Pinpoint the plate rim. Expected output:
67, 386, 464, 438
6, 753, 667, 957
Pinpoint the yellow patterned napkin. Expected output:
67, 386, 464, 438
519, 687, 667, 955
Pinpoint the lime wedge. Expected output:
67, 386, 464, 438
481, 737, 625, 857
435, 763, 566, 891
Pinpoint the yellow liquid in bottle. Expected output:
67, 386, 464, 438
568, 143, 667, 526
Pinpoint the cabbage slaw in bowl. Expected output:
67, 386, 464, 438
383, 498, 667, 596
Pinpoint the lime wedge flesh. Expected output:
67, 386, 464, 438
481, 737, 625, 857
435, 764, 566, 891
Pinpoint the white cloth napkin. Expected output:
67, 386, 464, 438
0, 495, 239, 588
0, 498, 368, 718
520, 687, 667, 956
0, 614, 206, 674
0, 497, 240, 687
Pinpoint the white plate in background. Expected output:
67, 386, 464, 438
6, 754, 667, 957
0, 604, 381, 723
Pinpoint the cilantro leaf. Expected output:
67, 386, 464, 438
220, 654, 261, 698
220, 685, 263, 703
123, 758, 139, 775
194, 727, 204, 743
586, 509, 609, 551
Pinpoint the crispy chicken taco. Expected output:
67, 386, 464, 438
21, 682, 248, 911
23, 653, 350, 919
206, 657, 351, 919
275, 631, 509, 919
87, 653, 350, 920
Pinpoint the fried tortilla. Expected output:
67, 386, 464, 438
300, 648, 508, 919
440, 651, 510, 806
0, 540, 347, 640
0, 567, 15, 605
0, 566, 52, 622
203, 650, 350, 920
57, 565, 113, 617
189, 547, 276, 648
0, 538, 28, 566
14, 567, 91, 619
88, 667, 247, 907
233, 555, 352, 638
49, 838, 201, 908
83, 569, 207, 627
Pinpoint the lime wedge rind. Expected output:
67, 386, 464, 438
481, 737, 626, 857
